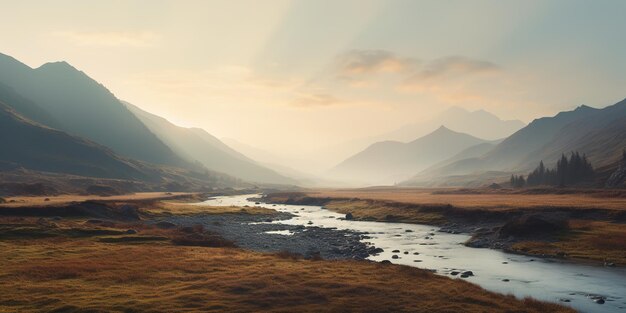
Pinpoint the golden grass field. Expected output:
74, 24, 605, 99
512, 220, 626, 264
0, 192, 197, 208
0, 222, 572, 313
305, 187, 626, 211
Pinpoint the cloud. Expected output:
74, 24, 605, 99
332, 51, 500, 99
335, 49, 416, 78
399, 56, 501, 101
290, 93, 344, 108
53, 31, 159, 47
408, 56, 500, 81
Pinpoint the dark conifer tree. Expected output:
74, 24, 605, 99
526, 151, 594, 187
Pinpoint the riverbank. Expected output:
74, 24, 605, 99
0, 194, 572, 312
262, 188, 626, 266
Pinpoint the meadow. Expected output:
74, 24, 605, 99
0, 195, 574, 312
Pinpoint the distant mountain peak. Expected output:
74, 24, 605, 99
37, 61, 79, 73
575, 104, 594, 111
432, 125, 453, 134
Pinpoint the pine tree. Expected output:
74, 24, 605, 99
526, 151, 594, 187
557, 154, 569, 186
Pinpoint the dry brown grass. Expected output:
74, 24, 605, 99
0, 192, 197, 208
145, 201, 276, 216
325, 199, 447, 225
512, 220, 626, 265
306, 187, 626, 211
0, 237, 573, 313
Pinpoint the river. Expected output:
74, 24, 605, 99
197, 194, 626, 313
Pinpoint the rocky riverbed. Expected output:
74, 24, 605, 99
155, 210, 382, 260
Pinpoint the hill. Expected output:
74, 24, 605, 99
330, 126, 488, 185
125, 103, 297, 185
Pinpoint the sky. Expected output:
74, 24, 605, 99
2, 0, 626, 157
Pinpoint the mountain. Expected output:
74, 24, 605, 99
329, 126, 489, 185
0, 100, 148, 180
0, 97, 242, 193
125, 103, 297, 185
403, 99, 626, 186
0, 82, 59, 128
417, 142, 499, 177
384, 106, 525, 142
303, 107, 525, 172
0, 53, 188, 168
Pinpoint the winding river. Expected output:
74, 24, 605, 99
199, 194, 626, 313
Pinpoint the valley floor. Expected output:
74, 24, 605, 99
0, 193, 572, 312
265, 187, 626, 266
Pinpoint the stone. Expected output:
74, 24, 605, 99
391, 255, 399, 259
345, 212, 354, 220
370, 248, 384, 254
462, 271, 474, 276
156, 221, 176, 229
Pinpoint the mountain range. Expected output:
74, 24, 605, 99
383, 107, 525, 142
1, 51, 624, 191
404, 99, 626, 186
0, 52, 294, 193
308, 107, 526, 172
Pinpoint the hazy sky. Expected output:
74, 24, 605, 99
2, 0, 626, 153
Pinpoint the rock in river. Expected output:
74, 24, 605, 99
462, 271, 474, 277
